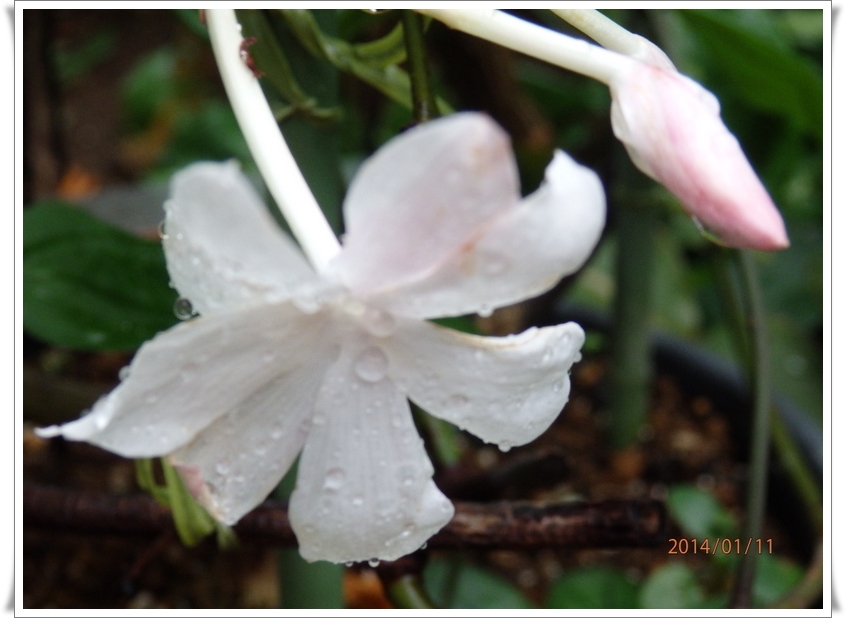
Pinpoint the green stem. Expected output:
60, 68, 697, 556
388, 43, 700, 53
401, 10, 439, 122
386, 574, 438, 609
607, 201, 657, 448
729, 250, 772, 609
770, 413, 823, 532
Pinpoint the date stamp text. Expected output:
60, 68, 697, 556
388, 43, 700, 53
668, 538, 773, 555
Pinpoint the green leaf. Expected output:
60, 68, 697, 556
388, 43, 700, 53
546, 565, 639, 609
753, 553, 804, 607
424, 557, 532, 609
639, 563, 722, 609
666, 484, 737, 540
23, 202, 178, 350
675, 9, 823, 140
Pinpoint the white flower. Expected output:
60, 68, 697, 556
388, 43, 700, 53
37, 112, 605, 564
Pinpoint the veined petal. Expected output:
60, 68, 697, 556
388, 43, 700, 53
289, 341, 453, 563
163, 161, 319, 315
36, 302, 332, 459
168, 344, 329, 526
386, 320, 584, 450
375, 151, 605, 319
331, 113, 521, 295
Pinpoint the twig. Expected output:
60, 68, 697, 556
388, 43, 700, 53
24, 484, 666, 551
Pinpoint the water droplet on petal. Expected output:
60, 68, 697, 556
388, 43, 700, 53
498, 441, 512, 453
94, 415, 109, 430
352, 495, 364, 507
157, 220, 168, 240
368, 558, 380, 568
362, 308, 396, 337
552, 379, 564, 393
323, 467, 345, 491
174, 297, 196, 320
477, 305, 493, 318
420, 542, 428, 550
354, 347, 389, 383
345, 561, 354, 568
482, 253, 508, 276
118, 366, 131, 381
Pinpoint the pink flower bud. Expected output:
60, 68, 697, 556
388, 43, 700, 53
610, 62, 789, 251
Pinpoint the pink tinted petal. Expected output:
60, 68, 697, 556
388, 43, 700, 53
163, 161, 318, 315
375, 151, 605, 319
610, 63, 788, 250
331, 113, 521, 295
386, 319, 585, 450
36, 302, 331, 458
289, 341, 453, 563
168, 344, 330, 525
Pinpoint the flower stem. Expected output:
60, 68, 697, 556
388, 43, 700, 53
728, 250, 773, 609
416, 9, 634, 86
401, 10, 439, 123
206, 9, 341, 273
551, 9, 644, 56
607, 199, 656, 448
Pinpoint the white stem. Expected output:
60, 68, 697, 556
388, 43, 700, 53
551, 9, 642, 56
552, 9, 675, 70
206, 9, 340, 273
416, 9, 636, 86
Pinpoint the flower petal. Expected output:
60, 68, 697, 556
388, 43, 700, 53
374, 151, 605, 319
168, 345, 329, 526
331, 112, 521, 295
36, 302, 332, 459
289, 341, 453, 563
386, 320, 584, 449
163, 160, 319, 315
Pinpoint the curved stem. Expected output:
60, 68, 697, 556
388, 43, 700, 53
206, 9, 340, 273
551, 9, 673, 69
729, 250, 773, 609
416, 9, 634, 86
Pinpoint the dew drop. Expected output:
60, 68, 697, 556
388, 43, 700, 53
323, 467, 345, 491
363, 307, 396, 337
157, 220, 168, 240
552, 379, 564, 393
174, 297, 196, 320
94, 415, 109, 430
420, 542, 428, 550
354, 347, 389, 383
368, 558, 381, 568
352, 496, 364, 507
118, 366, 131, 381
477, 305, 493, 318
498, 441, 513, 453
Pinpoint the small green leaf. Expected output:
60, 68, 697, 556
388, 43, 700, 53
546, 565, 639, 609
23, 202, 178, 350
666, 484, 737, 540
753, 553, 804, 607
639, 563, 718, 609
424, 557, 532, 609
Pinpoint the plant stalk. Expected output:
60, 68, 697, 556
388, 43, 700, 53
401, 10, 439, 123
